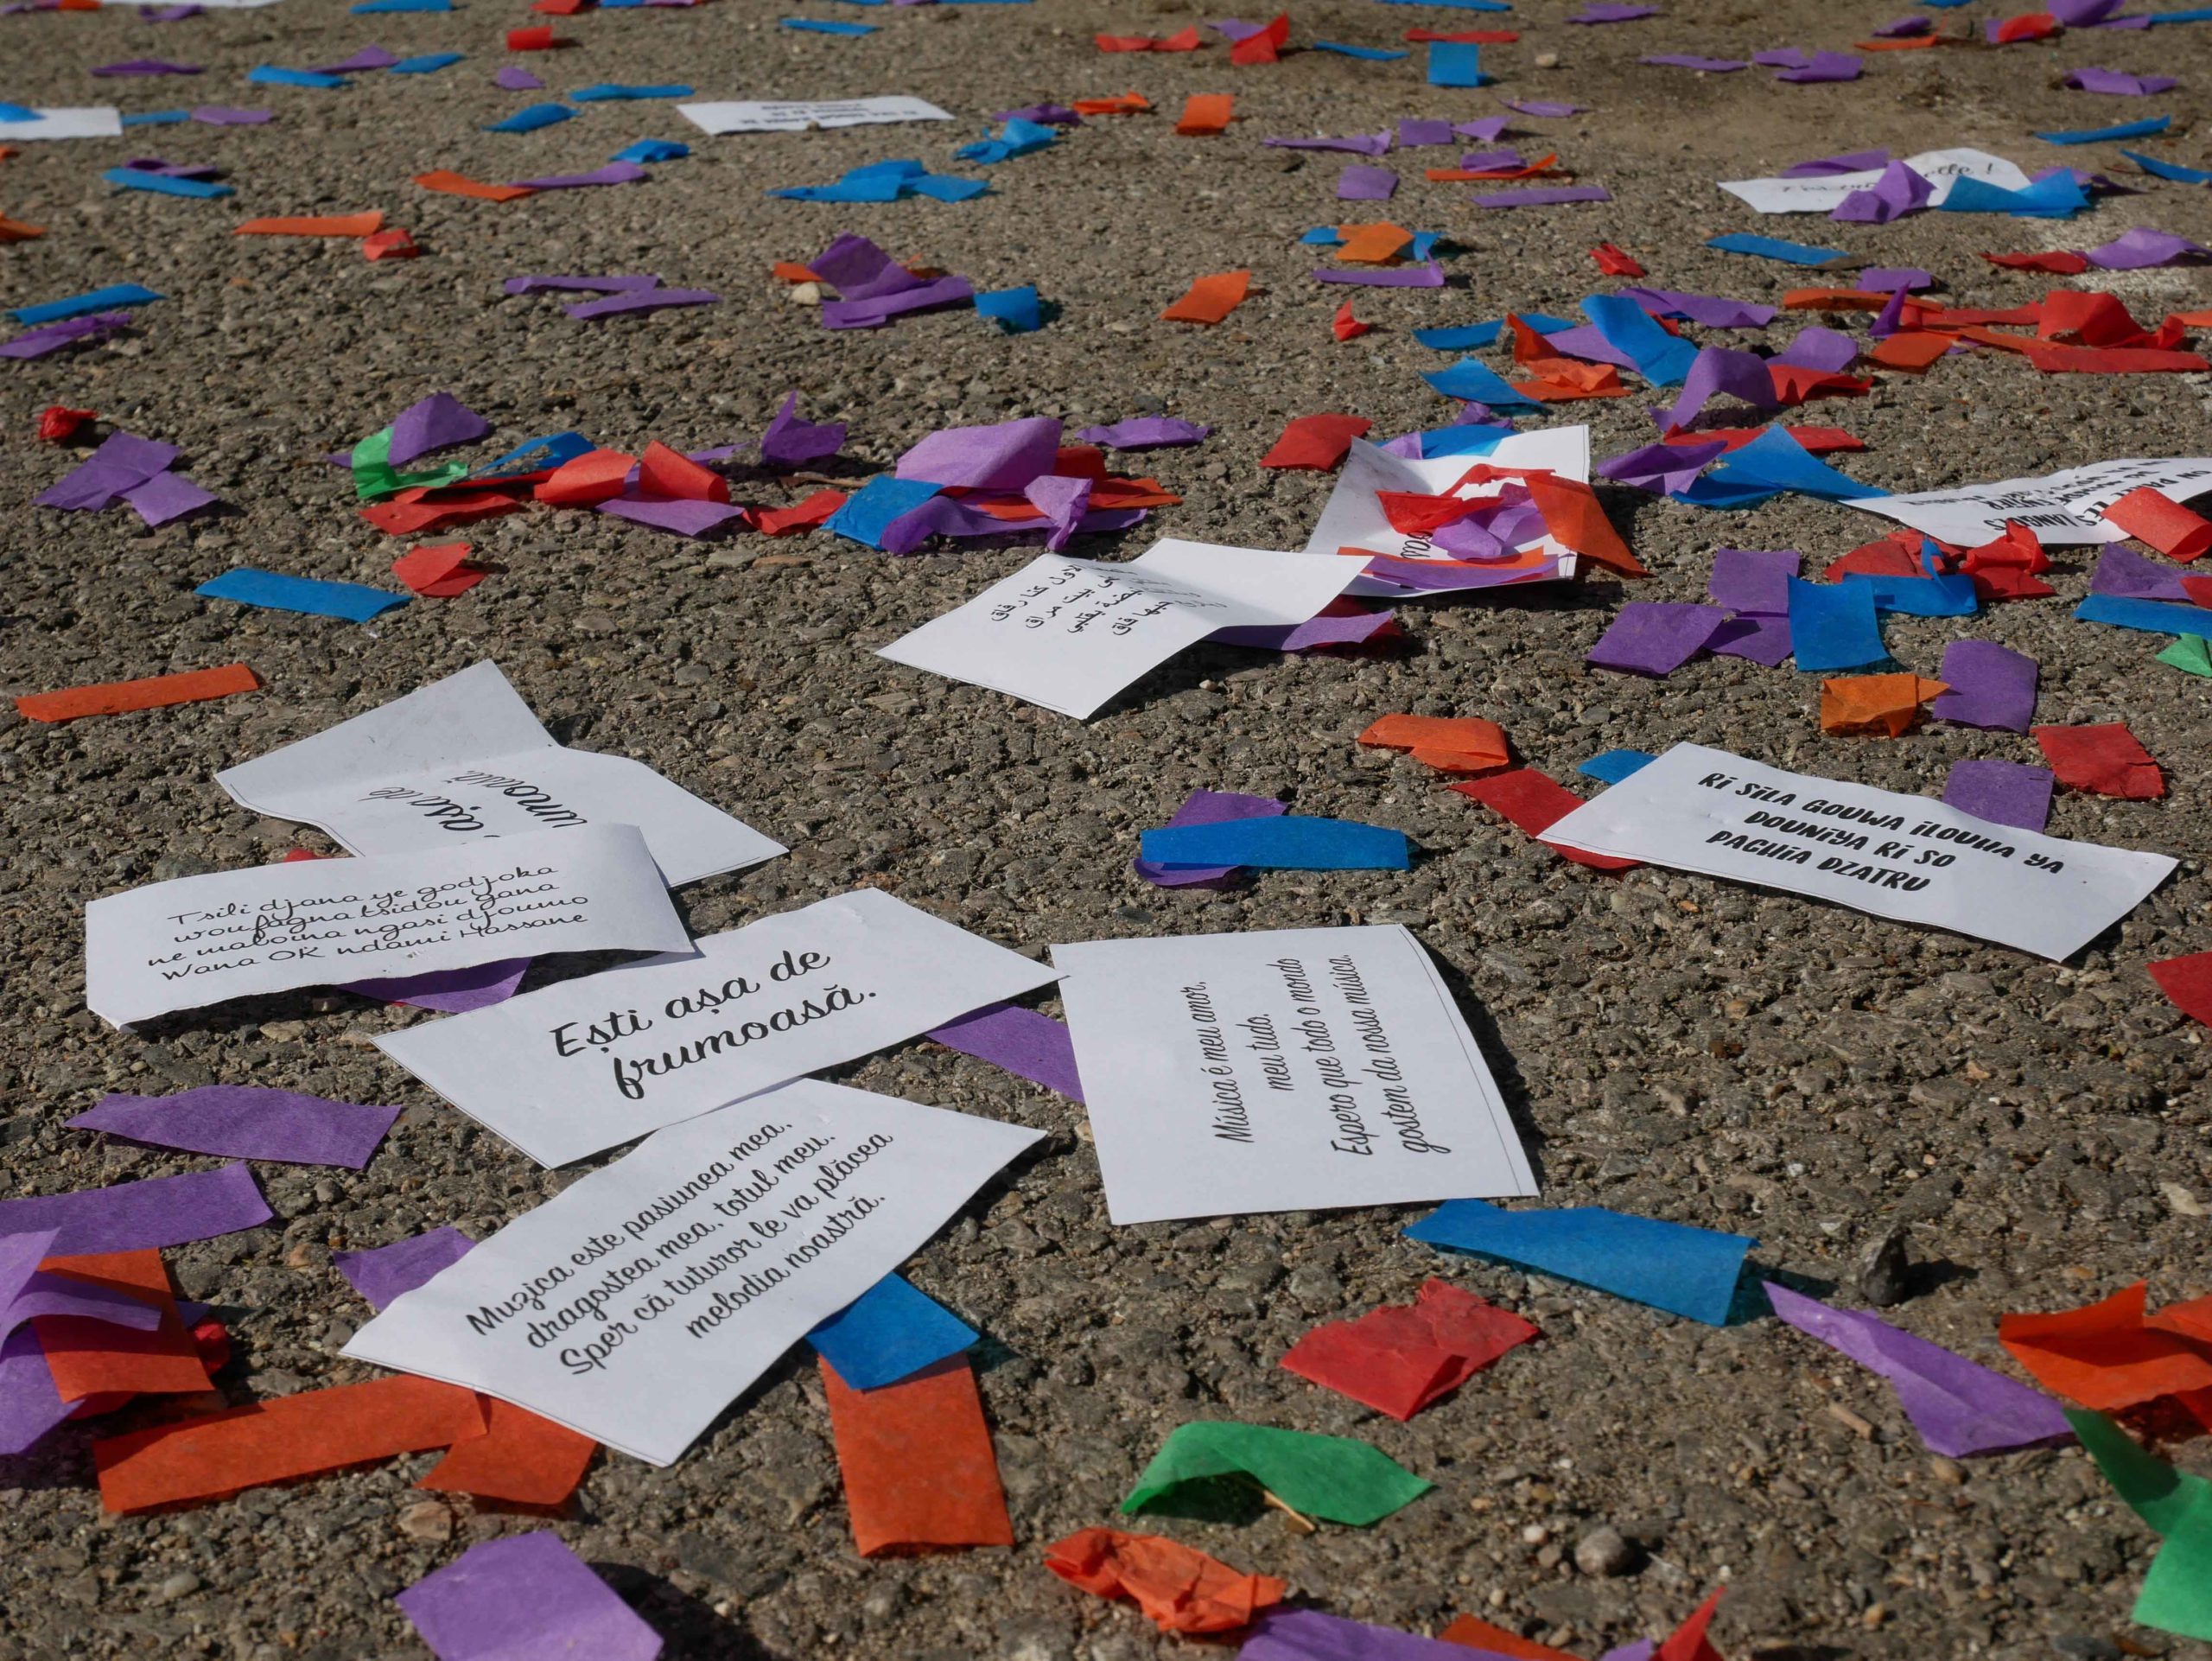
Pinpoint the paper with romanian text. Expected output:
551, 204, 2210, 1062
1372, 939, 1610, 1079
1540, 744, 2176, 960
216, 661, 784, 887
875, 540, 1363, 718
1301, 430, 1588, 597
1843, 456, 2212, 548
86, 825, 690, 1027
1719, 148, 2028, 213
1052, 926, 1535, 1225
375, 888, 1058, 1166
342, 1079, 1041, 1466
677, 96, 952, 135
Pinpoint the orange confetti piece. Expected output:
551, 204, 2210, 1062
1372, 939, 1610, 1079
1230, 11, 1289, 63
1819, 673, 1948, 737
1591, 243, 1644, 277
1282, 1279, 1538, 1420
362, 227, 418, 262
1260, 412, 1371, 470
536, 448, 638, 506
1162, 268, 1251, 325
2000, 1282, 2212, 1410
36, 1251, 212, 1403
2032, 722, 2165, 800
1452, 768, 1640, 870
1523, 473, 1646, 576
1658, 1589, 1727, 1661
1359, 713, 1510, 773
771, 260, 820, 283
1175, 93, 1235, 135
1071, 91, 1150, 116
0, 213, 43, 242
16, 663, 257, 723
1044, 1529, 1286, 1634
235, 212, 385, 238
1868, 331, 1953, 372
416, 1397, 597, 1507
506, 23, 556, 48
391, 542, 486, 596
754, 489, 847, 536
1332, 300, 1371, 342
94, 1377, 486, 1514
361, 487, 524, 537
638, 440, 730, 503
1441, 1615, 1582, 1658
1336, 222, 1414, 264
2104, 485, 2212, 561
415, 170, 535, 203
821, 1355, 1013, 1556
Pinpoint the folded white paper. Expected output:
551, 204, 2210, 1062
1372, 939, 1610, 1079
876, 539, 1362, 718
86, 825, 690, 1028
1541, 744, 2177, 960
1719, 148, 2028, 213
216, 662, 784, 887
1301, 430, 1588, 597
343, 1079, 1040, 1466
1052, 926, 1536, 1225
376, 888, 1059, 1166
1844, 456, 2212, 547
0, 108, 124, 141
677, 96, 952, 135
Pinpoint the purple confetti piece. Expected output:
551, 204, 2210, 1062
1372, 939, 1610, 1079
820, 274, 973, 330
0, 1162, 270, 1256
1709, 547, 1800, 614
67, 1086, 402, 1170
493, 65, 543, 91
334, 1228, 475, 1310
1775, 50, 1862, 81
1929, 640, 2038, 733
598, 496, 748, 536
563, 288, 721, 320
1618, 287, 1776, 328
1586, 601, 1732, 675
396, 1534, 663, 1661
313, 45, 399, 73
503, 272, 663, 295
1857, 266, 1934, 292
91, 59, 203, 76
1312, 262, 1446, 287
1777, 325, 1859, 373
2083, 227, 2209, 270
1338, 163, 1398, 200
192, 106, 274, 124
1569, 1, 1656, 19
1832, 161, 1932, 224
1262, 132, 1392, 156
1783, 147, 1891, 176
1076, 416, 1210, 449
1214, 604, 1395, 652
1133, 789, 1287, 888
0, 1328, 78, 1457
1454, 116, 1509, 143
1707, 612, 1794, 666
1664, 346, 1781, 430
3, 311, 135, 362
120, 470, 219, 527
340, 958, 530, 1014
1942, 759, 2054, 832
1397, 118, 1454, 146
511, 162, 651, 190
387, 391, 489, 468
1641, 53, 1748, 69
925, 1002, 1084, 1098
760, 391, 847, 468
2089, 543, 2192, 601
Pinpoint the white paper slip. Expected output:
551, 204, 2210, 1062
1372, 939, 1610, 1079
1843, 456, 2212, 548
1540, 744, 2177, 961
216, 661, 784, 887
677, 96, 953, 135
876, 539, 1362, 719
343, 1079, 1040, 1467
1052, 926, 1535, 1225
86, 825, 690, 1028
0, 108, 124, 141
1719, 148, 2029, 213
375, 889, 1059, 1166
1302, 430, 1589, 597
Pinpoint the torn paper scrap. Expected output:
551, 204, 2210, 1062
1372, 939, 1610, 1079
1721, 148, 2028, 213
678, 96, 951, 134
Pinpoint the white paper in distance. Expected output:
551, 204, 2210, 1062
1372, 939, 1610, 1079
86, 825, 690, 1028
0, 108, 125, 141
1843, 456, 2212, 548
875, 539, 1362, 719
1052, 925, 1535, 1225
216, 661, 784, 887
677, 96, 952, 135
376, 888, 1059, 1166
342, 1079, 1041, 1466
1540, 744, 2176, 961
1719, 148, 2029, 213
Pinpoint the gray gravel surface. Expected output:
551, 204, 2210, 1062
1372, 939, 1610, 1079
3, 2, 2211, 1658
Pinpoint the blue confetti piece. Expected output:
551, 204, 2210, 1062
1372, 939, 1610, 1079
976, 284, 1043, 332
1417, 423, 1512, 456
1686, 426, 1878, 507
103, 169, 234, 200
1937, 171, 2088, 217
1427, 41, 1491, 86
1579, 748, 1656, 784
12, 284, 165, 326
826, 476, 946, 548
248, 66, 349, 89
1139, 816, 1413, 872
1421, 355, 1535, 407
121, 111, 191, 127
612, 139, 690, 163
1582, 293, 1699, 386
1518, 310, 1576, 333
1706, 232, 1853, 266
0, 104, 41, 123
1301, 226, 1344, 246
1414, 320, 1502, 349
807, 1275, 978, 1390
1786, 577, 1887, 671
957, 116, 1055, 164
197, 570, 410, 624
2034, 114, 2170, 147
485, 103, 574, 133
908, 173, 989, 201
474, 431, 596, 480
1407, 1200, 1755, 1327
570, 83, 696, 101
2146, 3, 2212, 17
1313, 40, 1411, 57
2074, 593, 2212, 638
2120, 148, 2212, 183
390, 52, 465, 73
1841, 572, 1978, 617
781, 15, 878, 30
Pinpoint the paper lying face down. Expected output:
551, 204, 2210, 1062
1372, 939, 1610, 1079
677, 96, 952, 136
1843, 456, 2212, 548
1719, 148, 2029, 213
343, 1079, 1043, 1467
0, 108, 125, 141
874, 539, 1363, 719
1300, 430, 1589, 598
374, 888, 1059, 1167
85, 824, 691, 1028
1538, 743, 2177, 961
1052, 925, 1535, 1225
214, 661, 785, 887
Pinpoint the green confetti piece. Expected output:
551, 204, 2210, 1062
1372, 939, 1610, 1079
2064, 1408, 2212, 1641
351, 425, 469, 502
2157, 633, 2212, 678
1121, 1422, 1432, 1527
